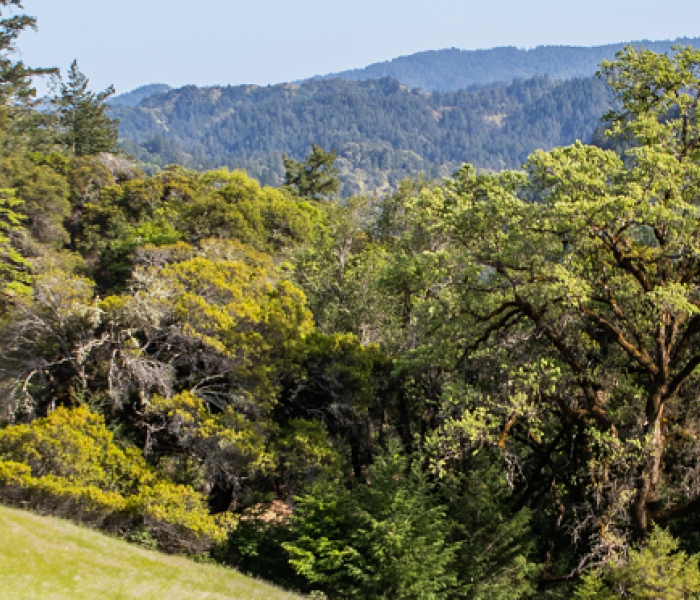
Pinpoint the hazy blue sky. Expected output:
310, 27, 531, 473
16, 0, 700, 94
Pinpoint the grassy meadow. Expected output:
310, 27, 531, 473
0, 505, 304, 600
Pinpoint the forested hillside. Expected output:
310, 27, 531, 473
112, 75, 610, 195
109, 83, 172, 107
314, 37, 700, 91
8, 1, 700, 598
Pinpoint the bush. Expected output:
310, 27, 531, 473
214, 517, 307, 591
575, 528, 700, 599
0, 406, 234, 553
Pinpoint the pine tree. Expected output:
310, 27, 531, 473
0, 1, 51, 103
283, 143, 339, 200
0, 0, 58, 154
54, 60, 119, 157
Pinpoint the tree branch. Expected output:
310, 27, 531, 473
581, 306, 658, 374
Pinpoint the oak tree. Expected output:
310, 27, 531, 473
409, 45, 700, 571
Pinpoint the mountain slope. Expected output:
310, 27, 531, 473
110, 83, 172, 107
113, 75, 611, 196
312, 37, 700, 91
0, 505, 302, 600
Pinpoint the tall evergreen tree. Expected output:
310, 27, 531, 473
0, 1, 49, 101
54, 60, 119, 157
0, 0, 57, 154
283, 143, 339, 200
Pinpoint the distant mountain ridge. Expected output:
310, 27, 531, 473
109, 83, 172, 107
310, 37, 700, 91
111, 37, 700, 196
112, 75, 610, 196
113, 37, 700, 108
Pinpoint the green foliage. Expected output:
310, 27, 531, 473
287, 331, 389, 413
271, 418, 343, 494
384, 43, 700, 579
283, 446, 460, 599
0, 407, 233, 552
106, 219, 181, 279
215, 518, 307, 590
0, 153, 70, 246
0, 2, 58, 312
144, 391, 274, 489
175, 169, 318, 251
278, 331, 393, 479
600, 45, 700, 159
54, 60, 119, 156
284, 143, 340, 200
112, 75, 611, 196
76, 167, 317, 284
152, 254, 313, 369
0, 188, 29, 309
575, 529, 700, 599
0, 1, 58, 156
9, 15, 700, 598
437, 462, 539, 600
0, 236, 316, 495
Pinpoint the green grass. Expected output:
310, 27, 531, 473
0, 504, 304, 599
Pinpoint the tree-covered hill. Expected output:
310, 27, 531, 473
312, 37, 700, 91
112, 75, 611, 195
10, 0, 700, 593
109, 83, 172, 107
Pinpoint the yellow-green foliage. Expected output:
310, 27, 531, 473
0, 189, 30, 308
149, 255, 313, 388
1, 153, 71, 246
78, 166, 318, 263
575, 529, 700, 599
0, 459, 126, 517
0, 405, 153, 493
177, 168, 318, 252
272, 418, 342, 489
0, 407, 232, 550
146, 391, 274, 480
128, 238, 275, 273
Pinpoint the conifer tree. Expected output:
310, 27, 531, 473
54, 60, 119, 157
283, 446, 460, 598
0, 0, 57, 154
283, 143, 339, 200
0, 1, 50, 103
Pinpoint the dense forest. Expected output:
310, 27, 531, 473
6, 1, 700, 598
111, 75, 611, 196
315, 37, 700, 91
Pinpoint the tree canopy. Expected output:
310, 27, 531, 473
4, 11, 700, 597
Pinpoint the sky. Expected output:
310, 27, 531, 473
15, 0, 700, 95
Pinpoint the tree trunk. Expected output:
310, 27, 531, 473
632, 402, 665, 537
